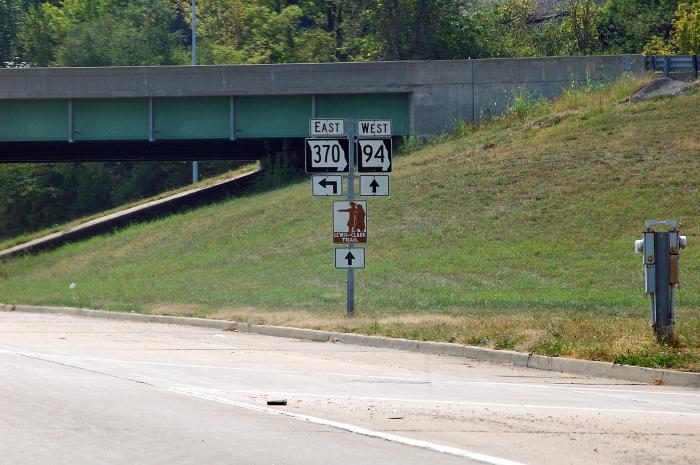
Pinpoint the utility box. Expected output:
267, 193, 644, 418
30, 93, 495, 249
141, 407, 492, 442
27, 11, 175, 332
634, 220, 687, 340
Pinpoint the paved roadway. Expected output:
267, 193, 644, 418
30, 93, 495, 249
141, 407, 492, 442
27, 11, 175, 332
1, 312, 699, 465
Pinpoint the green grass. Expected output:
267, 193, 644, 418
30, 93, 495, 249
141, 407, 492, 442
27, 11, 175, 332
1, 77, 699, 370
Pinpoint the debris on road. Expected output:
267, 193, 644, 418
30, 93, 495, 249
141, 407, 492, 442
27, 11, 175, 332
267, 399, 288, 406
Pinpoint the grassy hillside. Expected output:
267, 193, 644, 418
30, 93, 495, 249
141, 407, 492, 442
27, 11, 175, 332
1, 78, 699, 370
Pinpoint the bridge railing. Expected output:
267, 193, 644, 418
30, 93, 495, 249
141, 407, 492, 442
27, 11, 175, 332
645, 55, 699, 79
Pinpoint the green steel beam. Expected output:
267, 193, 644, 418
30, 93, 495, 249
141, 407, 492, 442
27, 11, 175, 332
155, 97, 229, 139
0, 94, 411, 142
0, 100, 68, 141
235, 96, 311, 139
74, 99, 149, 141
316, 94, 410, 135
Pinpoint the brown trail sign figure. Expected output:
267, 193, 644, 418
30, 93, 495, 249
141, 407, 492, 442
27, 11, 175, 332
339, 202, 366, 234
333, 201, 367, 244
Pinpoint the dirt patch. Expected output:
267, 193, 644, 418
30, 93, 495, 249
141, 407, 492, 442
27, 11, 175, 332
629, 77, 698, 102
150, 304, 211, 317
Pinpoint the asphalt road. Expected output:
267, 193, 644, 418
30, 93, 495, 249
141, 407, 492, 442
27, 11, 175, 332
1, 312, 699, 465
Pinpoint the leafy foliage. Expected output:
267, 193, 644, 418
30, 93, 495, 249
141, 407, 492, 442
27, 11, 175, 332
0, 0, 23, 64
2, 0, 694, 67
644, 1, 700, 54
597, 0, 682, 53
19, 0, 183, 66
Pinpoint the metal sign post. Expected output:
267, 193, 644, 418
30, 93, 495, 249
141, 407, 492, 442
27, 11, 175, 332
191, 0, 199, 184
306, 118, 391, 319
346, 120, 356, 318
634, 220, 688, 342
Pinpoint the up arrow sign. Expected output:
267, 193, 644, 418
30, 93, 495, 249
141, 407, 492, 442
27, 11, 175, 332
335, 248, 365, 269
345, 251, 355, 266
359, 175, 390, 197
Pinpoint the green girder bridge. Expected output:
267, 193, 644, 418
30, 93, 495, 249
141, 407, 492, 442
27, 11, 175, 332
0, 56, 643, 162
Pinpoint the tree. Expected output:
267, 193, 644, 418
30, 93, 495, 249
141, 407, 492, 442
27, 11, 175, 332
568, 0, 601, 54
0, 0, 23, 65
357, 0, 480, 60
598, 0, 682, 53
19, 0, 184, 67
176, 0, 337, 64
472, 0, 538, 58
644, 1, 700, 54
671, 0, 700, 53
17, 3, 57, 66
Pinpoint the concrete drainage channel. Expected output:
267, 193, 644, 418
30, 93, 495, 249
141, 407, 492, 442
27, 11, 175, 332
0, 168, 261, 260
1, 303, 698, 388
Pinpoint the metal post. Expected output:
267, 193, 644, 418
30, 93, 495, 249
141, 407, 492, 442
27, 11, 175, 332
192, 161, 199, 183
67, 99, 74, 143
191, 0, 199, 184
191, 0, 197, 66
664, 56, 670, 78
346, 120, 356, 318
229, 96, 236, 141
654, 232, 673, 339
148, 97, 154, 142
637, 220, 687, 343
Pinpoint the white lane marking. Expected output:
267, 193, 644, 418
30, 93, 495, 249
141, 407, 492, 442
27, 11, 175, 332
165, 387, 529, 465
170, 388, 700, 417
0, 346, 527, 465
1, 348, 698, 398
0, 349, 430, 381
7, 344, 696, 416
438, 381, 700, 397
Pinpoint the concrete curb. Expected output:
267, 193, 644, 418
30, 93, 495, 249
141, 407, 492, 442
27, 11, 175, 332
2, 303, 698, 388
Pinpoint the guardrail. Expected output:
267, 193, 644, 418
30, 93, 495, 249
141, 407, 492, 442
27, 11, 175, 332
645, 55, 699, 79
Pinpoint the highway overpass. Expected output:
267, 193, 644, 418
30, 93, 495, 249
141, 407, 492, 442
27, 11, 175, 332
0, 55, 644, 162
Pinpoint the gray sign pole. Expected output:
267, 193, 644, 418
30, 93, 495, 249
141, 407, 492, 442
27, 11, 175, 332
191, 0, 199, 184
635, 220, 688, 343
347, 121, 356, 318
654, 232, 672, 337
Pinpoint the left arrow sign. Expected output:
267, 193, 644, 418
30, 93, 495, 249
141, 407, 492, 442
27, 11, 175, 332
312, 175, 342, 196
319, 177, 338, 194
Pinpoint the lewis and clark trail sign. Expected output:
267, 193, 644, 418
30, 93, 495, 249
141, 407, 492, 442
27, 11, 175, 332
305, 118, 393, 317
333, 201, 367, 244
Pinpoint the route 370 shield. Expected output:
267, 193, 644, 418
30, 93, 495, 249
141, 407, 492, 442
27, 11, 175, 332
305, 138, 350, 173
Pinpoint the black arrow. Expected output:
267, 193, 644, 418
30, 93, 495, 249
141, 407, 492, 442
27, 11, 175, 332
319, 177, 338, 194
369, 178, 380, 194
345, 251, 355, 266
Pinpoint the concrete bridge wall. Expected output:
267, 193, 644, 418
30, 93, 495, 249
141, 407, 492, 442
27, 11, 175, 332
0, 55, 646, 140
